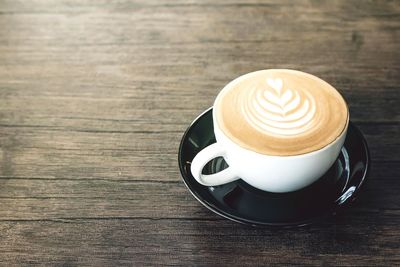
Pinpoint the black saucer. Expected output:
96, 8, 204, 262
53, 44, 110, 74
178, 108, 370, 227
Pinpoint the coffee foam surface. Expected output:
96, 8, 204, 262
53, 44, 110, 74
215, 69, 348, 156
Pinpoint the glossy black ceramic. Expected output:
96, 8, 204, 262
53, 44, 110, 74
178, 108, 370, 227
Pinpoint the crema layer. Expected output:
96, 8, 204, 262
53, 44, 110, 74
215, 69, 348, 156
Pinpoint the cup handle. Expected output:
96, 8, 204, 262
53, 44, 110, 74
190, 143, 239, 186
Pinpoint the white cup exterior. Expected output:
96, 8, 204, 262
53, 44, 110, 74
190, 112, 348, 192
211, 109, 348, 192
190, 70, 349, 193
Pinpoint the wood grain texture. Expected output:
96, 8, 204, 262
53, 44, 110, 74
0, 0, 399, 265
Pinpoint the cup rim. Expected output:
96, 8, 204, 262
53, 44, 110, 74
212, 69, 350, 158
214, 111, 349, 158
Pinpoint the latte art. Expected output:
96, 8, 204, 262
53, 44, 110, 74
241, 78, 317, 136
215, 69, 348, 156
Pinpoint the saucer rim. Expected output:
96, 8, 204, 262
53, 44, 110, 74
178, 107, 370, 227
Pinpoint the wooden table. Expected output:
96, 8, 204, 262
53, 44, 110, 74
0, 0, 399, 265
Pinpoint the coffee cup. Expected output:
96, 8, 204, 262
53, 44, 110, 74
191, 69, 349, 193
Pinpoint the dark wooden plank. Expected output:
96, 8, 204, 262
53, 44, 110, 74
0, 161, 397, 221
0, 215, 399, 266
0, 123, 398, 181
0, 83, 398, 125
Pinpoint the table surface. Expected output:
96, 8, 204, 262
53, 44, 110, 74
0, 0, 399, 265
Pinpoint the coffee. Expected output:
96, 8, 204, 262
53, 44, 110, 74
214, 69, 348, 156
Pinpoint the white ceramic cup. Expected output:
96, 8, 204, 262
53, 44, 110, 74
190, 82, 349, 193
